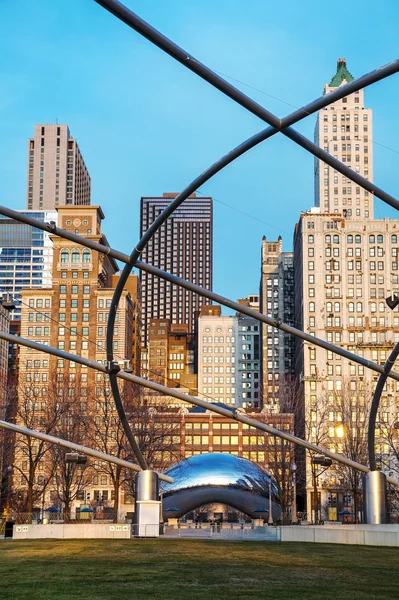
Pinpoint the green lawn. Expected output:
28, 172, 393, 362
0, 539, 398, 600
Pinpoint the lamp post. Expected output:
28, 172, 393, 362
291, 462, 297, 524
268, 476, 273, 525
311, 455, 332, 525
41, 477, 47, 523
5, 465, 12, 520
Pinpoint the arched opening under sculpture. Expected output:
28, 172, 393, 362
162, 453, 280, 521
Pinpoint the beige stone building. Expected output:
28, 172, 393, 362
26, 124, 91, 211
314, 58, 373, 219
294, 59, 399, 519
13, 206, 138, 518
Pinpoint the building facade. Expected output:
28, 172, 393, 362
13, 206, 137, 517
198, 305, 261, 408
314, 58, 373, 219
26, 124, 91, 211
112, 274, 142, 375
294, 59, 399, 518
139, 192, 212, 348
145, 318, 194, 387
260, 236, 295, 411
0, 211, 57, 320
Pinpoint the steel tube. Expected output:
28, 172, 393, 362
1, 204, 398, 383
94, 0, 399, 210
0, 420, 173, 483
136, 260, 399, 382
0, 330, 397, 486
363, 471, 388, 524
368, 340, 399, 470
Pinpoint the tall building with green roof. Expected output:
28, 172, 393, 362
314, 58, 373, 219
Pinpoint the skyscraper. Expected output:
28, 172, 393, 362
259, 236, 295, 411
14, 205, 136, 515
140, 192, 213, 348
198, 305, 261, 409
294, 59, 399, 518
26, 124, 91, 211
314, 58, 373, 219
0, 210, 57, 320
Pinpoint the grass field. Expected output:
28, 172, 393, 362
0, 539, 398, 600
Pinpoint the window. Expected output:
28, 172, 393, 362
60, 249, 69, 264
72, 249, 80, 264
82, 249, 91, 263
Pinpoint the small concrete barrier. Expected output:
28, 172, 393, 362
279, 524, 399, 547
13, 523, 131, 540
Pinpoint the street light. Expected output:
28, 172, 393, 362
41, 477, 47, 523
311, 456, 333, 524
291, 462, 297, 524
268, 476, 273, 525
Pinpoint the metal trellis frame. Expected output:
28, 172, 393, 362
1, 0, 399, 492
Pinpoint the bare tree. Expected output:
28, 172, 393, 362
304, 386, 331, 524
329, 379, 372, 524
85, 381, 130, 523
49, 390, 92, 522
10, 378, 72, 522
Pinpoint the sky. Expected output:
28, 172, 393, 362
1, 0, 399, 308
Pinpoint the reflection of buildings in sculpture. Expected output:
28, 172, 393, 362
294, 59, 399, 518
259, 236, 295, 412
162, 452, 280, 520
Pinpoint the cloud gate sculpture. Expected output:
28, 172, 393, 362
162, 453, 280, 521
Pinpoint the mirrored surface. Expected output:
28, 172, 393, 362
162, 452, 280, 520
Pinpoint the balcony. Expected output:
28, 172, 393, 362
57, 262, 93, 271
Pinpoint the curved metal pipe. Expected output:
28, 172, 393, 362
0, 420, 173, 483
96, 0, 399, 476
95, 0, 399, 209
1, 330, 397, 486
2, 204, 399, 384
136, 260, 399, 382
368, 340, 399, 471
4, 0, 399, 487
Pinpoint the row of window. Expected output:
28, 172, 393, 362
309, 234, 395, 245
60, 249, 91, 263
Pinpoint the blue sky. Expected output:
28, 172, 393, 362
1, 0, 399, 306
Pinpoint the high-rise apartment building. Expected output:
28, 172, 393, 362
294, 59, 399, 518
140, 192, 212, 348
314, 58, 373, 219
14, 206, 137, 516
26, 124, 91, 211
198, 305, 261, 408
112, 274, 142, 375
0, 211, 57, 320
259, 236, 295, 411
145, 318, 193, 387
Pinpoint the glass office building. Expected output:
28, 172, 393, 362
0, 211, 57, 319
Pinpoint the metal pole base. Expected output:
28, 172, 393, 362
362, 471, 388, 524
134, 471, 161, 537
